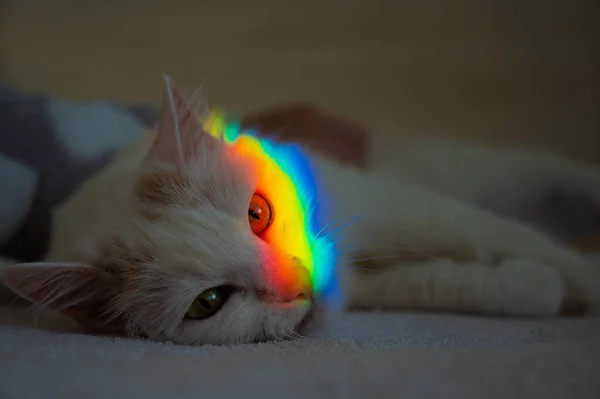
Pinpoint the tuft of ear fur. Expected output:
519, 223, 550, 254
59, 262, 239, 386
147, 75, 217, 167
2, 262, 120, 330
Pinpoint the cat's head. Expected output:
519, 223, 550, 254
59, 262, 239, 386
2, 76, 337, 345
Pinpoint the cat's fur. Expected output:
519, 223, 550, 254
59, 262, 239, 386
2, 78, 600, 345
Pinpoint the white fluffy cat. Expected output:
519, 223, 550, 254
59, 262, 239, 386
2, 77, 599, 345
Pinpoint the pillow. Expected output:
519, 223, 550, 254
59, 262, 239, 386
0, 84, 158, 261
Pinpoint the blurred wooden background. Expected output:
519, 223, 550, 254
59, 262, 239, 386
2, 1, 599, 161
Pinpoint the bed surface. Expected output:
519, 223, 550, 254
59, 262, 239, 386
1, 312, 599, 399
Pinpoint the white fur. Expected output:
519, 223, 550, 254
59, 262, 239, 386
316, 154, 600, 315
3, 84, 600, 346
372, 137, 600, 235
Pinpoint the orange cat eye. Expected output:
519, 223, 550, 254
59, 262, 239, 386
248, 194, 272, 235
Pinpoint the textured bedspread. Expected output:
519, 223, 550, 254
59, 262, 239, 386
1, 313, 599, 399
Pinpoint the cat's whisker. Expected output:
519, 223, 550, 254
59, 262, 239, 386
335, 231, 449, 259
272, 332, 290, 342
395, 243, 437, 260
315, 213, 368, 239
317, 213, 374, 242
287, 331, 307, 341
347, 267, 387, 273
337, 245, 419, 255
347, 252, 437, 260
337, 243, 441, 258
341, 255, 427, 263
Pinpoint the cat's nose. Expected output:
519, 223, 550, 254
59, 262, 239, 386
282, 278, 313, 302
261, 256, 314, 302
280, 262, 313, 302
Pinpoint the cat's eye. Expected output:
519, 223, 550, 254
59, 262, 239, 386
248, 194, 272, 235
185, 286, 232, 320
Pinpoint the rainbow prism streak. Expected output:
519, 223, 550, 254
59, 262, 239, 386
203, 109, 338, 299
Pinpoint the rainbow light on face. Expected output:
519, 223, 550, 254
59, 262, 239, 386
203, 109, 338, 298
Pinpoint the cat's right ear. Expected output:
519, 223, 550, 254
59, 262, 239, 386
147, 75, 216, 167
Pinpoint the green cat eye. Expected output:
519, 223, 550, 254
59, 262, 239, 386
185, 286, 232, 320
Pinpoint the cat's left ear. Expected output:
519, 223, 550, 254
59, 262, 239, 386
2, 262, 120, 330
147, 75, 217, 166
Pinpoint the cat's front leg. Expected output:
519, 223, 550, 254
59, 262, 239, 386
323, 167, 600, 313
344, 258, 566, 317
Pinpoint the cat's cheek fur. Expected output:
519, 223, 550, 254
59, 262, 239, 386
171, 293, 311, 345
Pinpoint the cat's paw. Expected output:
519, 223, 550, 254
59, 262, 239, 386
496, 259, 566, 317
555, 257, 600, 314
575, 267, 600, 315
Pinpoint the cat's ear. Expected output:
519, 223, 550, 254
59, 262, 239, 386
2, 262, 119, 328
148, 75, 216, 166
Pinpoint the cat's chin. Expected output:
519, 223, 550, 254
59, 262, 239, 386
295, 300, 326, 337
295, 288, 346, 338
